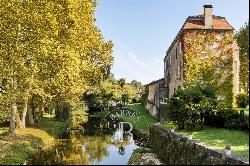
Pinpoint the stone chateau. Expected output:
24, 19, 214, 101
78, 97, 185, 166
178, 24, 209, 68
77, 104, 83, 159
145, 5, 240, 119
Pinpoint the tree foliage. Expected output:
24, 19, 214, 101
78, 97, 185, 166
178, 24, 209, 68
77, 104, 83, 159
183, 30, 236, 108
168, 84, 218, 130
236, 21, 249, 93
83, 74, 144, 109
0, 0, 113, 134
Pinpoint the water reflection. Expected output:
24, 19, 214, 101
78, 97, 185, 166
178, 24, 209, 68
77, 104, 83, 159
28, 116, 140, 165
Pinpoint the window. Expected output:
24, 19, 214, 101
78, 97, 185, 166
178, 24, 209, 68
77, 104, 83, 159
180, 62, 182, 75
169, 55, 172, 66
165, 60, 169, 70
175, 48, 178, 59
178, 42, 182, 54
177, 65, 180, 76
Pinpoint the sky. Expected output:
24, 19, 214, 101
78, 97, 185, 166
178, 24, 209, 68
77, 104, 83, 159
95, 0, 249, 85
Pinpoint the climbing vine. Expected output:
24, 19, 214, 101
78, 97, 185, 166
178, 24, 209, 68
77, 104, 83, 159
183, 30, 235, 108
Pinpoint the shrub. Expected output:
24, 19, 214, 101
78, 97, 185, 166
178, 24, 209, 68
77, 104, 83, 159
236, 93, 249, 108
140, 85, 149, 107
167, 84, 218, 130
67, 102, 89, 132
204, 108, 249, 131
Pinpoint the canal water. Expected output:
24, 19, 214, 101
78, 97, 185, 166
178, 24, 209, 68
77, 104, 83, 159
27, 113, 143, 165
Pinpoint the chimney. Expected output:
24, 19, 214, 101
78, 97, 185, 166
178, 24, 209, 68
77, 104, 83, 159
203, 5, 213, 29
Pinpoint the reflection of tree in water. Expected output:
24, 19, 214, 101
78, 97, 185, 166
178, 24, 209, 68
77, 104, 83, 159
118, 146, 125, 156
112, 133, 132, 156
53, 134, 111, 165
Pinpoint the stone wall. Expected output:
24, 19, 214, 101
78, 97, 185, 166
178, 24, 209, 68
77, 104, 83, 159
148, 124, 248, 165
158, 104, 169, 122
145, 103, 158, 119
145, 78, 167, 120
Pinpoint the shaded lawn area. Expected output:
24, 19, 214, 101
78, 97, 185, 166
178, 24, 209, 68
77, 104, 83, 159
118, 103, 156, 133
0, 114, 66, 165
175, 126, 249, 161
0, 126, 8, 135
40, 113, 67, 137
0, 128, 54, 165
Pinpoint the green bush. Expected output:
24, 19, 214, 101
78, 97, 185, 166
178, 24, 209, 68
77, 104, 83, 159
204, 108, 249, 131
236, 93, 249, 108
67, 102, 88, 132
167, 84, 218, 130
140, 85, 149, 107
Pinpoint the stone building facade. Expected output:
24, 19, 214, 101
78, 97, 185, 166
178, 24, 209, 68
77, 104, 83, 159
146, 78, 167, 119
164, 5, 240, 102
145, 5, 240, 117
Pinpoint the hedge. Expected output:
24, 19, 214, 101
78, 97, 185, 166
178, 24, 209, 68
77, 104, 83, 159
204, 108, 249, 131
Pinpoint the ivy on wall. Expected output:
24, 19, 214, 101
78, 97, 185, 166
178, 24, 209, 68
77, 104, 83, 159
141, 85, 149, 107
183, 30, 235, 108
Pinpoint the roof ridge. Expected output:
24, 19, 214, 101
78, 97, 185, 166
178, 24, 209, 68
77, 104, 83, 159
189, 14, 225, 19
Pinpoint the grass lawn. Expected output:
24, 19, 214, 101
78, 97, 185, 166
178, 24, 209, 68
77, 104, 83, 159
0, 114, 66, 165
0, 126, 8, 135
40, 113, 67, 137
171, 126, 249, 161
118, 103, 156, 133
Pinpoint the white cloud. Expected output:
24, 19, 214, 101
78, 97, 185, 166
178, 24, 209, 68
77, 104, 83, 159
111, 40, 163, 84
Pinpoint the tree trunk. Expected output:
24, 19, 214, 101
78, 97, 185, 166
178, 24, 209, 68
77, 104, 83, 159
10, 101, 17, 135
28, 106, 34, 126
21, 73, 33, 128
10, 70, 17, 135
201, 114, 204, 130
16, 111, 22, 128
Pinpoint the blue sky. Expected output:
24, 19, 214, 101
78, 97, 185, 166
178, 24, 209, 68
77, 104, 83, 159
95, 0, 249, 84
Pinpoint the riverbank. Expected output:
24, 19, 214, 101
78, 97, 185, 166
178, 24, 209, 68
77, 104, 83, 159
128, 148, 164, 165
162, 124, 249, 161
0, 114, 66, 165
118, 103, 156, 134
149, 123, 249, 165
110, 104, 165, 165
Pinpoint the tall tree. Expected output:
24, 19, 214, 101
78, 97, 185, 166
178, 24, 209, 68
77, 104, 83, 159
118, 78, 126, 89
0, 0, 113, 134
236, 21, 249, 93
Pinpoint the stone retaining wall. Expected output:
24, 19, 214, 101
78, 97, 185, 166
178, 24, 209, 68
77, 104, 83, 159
149, 123, 248, 165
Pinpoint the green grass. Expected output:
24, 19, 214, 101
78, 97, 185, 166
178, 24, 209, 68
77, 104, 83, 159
162, 122, 178, 129
95, 111, 110, 118
0, 114, 66, 165
0, 128, 55, 165
118, 103, 156, 133
40, 113, 67, 137
175, 126, 249, 160
0, 127, 8, 135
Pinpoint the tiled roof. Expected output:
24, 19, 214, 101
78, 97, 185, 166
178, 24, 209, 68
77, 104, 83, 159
184, 14, 234, 30
146, 78, 164, 86
163, 14, 234, 61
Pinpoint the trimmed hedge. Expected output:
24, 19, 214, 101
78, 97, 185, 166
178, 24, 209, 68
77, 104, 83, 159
204, 108, 249, 131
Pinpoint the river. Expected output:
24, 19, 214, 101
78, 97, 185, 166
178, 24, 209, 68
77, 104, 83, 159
27, 113, 144, 165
